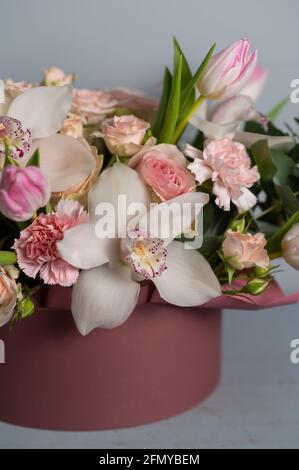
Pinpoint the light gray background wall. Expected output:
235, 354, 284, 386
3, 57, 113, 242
0, 0, 299, 449
1, 0, 299, 125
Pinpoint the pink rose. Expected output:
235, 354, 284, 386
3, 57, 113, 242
129, 144, 196, 201
282, 223, 299, 270
72, 89, 117, 124
222, 230, 270, 270
197, 38, 257, 100
186, 138, 260, 212
43, 67, 75, 86
13, 199, 88, 287
110, 88, 159, 122
0, 165, 51, 222
101, 115, 150, 157
0, 266, 18, 327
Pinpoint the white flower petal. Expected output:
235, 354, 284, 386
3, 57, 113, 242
153, 241, 221, 307
34, 134, 97, 192
71, 265, 140, 335
57, 223, 117, 270
88, 163, 151, 230
190, 115, 239, 140
235, 131, 295, 152
136, 192, 209, 244
7, 85, 72, 139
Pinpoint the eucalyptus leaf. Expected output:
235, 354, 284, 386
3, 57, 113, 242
270, 149, 295, 185
274, 183, 299, 217
251, 140, 276, 182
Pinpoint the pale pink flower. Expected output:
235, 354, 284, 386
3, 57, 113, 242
240, 64, 269, 102
61, 113, 84, 139
110, 88, 159, 121
43, 67, 75, 86
197, 38, 257, 100
282, 223, 299, 270
185, 139, 260, 212
72, 89, 117, 123
0, 266, 18, 327
129, 144, 196, 201
222, 230, 270, 270
13, 199, 88, 287
0, 165, 51, 222
100, 115, 150, 156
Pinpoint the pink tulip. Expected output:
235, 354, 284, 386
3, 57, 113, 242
282, 223, 299, 270
240, 64, 269, 102
197, 38, 257, 100
0, 165, 51, 222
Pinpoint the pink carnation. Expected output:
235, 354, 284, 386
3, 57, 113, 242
185, 138, 260, 212
13, 199, 88, 287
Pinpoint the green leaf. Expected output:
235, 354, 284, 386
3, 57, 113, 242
158, 55, 182, 144
267, 97, 289, 122
173, 36, 194, 109
180, 42, 216, 118
267, 210, 299, 253
226, 265, 236, 285
274, 184, 299, 217
270, 149, 295, 185
251, 140, 276, 182
0, 251, 17, 265
153, 67, 172, 137
26, 148, 40, 167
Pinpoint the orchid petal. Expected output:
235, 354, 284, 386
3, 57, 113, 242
88, 163, 151, 231
7, 85, 72, 139
153, 241, 221, 307
71, 265, 140, 335
33, 134, 97, 192
134, 192, 209, 244
57, 223, 117, 270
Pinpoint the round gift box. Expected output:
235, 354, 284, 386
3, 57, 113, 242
0, 285, 221, 431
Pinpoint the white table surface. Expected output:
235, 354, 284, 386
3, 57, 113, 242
0, 260, 298, 449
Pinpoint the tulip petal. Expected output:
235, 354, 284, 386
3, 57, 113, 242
234, 131, 295, 152
153, 241, 221, 307
210, 95, 256, 125
71, 265, 140, 335
7, 85, 72, 139
33, 134, 97, 192
57, 222, 117, 270
88, 163, 151, 232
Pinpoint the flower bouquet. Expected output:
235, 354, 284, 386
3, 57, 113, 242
0, 38, 299, 430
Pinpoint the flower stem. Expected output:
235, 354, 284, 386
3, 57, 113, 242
172, 95, 206, 144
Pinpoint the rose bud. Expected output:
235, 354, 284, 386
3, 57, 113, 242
222, 230, 270, 270
197, 38, 257, 100
100, 115, 150, 157
0, 165, 51, 222
0, 265, 18, 327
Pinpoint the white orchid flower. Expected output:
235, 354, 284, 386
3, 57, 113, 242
57, 163, 221, 335
0, 84, 100, 197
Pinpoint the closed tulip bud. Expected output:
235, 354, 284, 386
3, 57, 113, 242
282, 223, 299, 270
0, 165, 51, 222
197, 38, 257, 100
